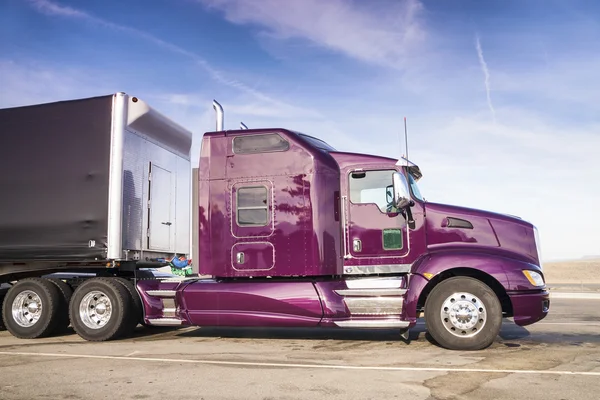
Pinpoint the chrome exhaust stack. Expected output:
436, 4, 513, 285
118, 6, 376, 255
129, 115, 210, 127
240, 122, 248, 130
213, 100, 224, 131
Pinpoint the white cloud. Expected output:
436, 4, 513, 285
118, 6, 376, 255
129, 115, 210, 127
0, 60, 113, 107
199, 0, 425, 68
25, 0, 320, 120
475, 34, 496, 123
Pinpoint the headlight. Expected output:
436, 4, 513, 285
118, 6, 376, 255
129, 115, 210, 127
523, 270, 545, 287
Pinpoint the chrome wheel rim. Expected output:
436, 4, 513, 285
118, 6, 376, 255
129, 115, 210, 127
12, 290, 43, 328
79, 290, 112, 329
440, 292, 487, 338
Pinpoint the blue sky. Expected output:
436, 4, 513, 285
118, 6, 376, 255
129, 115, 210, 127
1, 0, 599, 261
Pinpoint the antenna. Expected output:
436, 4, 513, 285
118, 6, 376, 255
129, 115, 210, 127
404, 117, 409, 168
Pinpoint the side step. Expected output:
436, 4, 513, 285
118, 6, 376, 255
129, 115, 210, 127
335, 276, 407, 316
143, 286, 186, 326
334, 319, 410, 329
146, 290, 177, 297
147, 318, 184, 326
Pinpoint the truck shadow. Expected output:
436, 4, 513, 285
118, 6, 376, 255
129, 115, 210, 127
131, 319, 526, 346
137, 325, 411, 342
167, 319, 533, 344
132, 318, 600, 348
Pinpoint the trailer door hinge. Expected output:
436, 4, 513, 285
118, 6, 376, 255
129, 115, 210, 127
146, 228, 151, 237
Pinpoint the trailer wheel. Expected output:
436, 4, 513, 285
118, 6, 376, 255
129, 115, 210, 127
69, 278, 132, 341
112, 277, 143, 335
0, 293, 6, 331
1, 278, 62, 339
424, 276, 502, 350
46, 278, 73, 333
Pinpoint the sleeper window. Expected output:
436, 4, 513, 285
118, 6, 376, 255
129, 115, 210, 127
237, 186, 269, 226
233, 134, 289, 154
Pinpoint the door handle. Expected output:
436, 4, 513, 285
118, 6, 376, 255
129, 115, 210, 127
161, 222, 172, 226
236, 252, 245, 264
353, 239, 362, 252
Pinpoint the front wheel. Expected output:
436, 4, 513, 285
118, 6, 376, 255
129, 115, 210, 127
425, 277, 502, 350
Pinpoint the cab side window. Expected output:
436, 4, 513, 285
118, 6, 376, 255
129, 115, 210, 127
349, 170, 395, 213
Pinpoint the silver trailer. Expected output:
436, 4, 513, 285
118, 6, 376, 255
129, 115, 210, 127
0, 93, 192, 280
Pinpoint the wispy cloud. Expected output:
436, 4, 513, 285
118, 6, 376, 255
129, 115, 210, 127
26, 0, 320, 120
475, 34, 496, 122
199, 0, 425, 69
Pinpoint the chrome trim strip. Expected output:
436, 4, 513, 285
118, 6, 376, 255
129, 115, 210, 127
334, 319, 410, 329
341, 195, 349, 259
191, 168, 199, 274
335, 289, 407, 297
159, 277, 200, 283
345, 276, 404, 289
146, 290, 177, 297
343, 264, 411, 275
146, 318, 183, 326
107, 92, 127, 259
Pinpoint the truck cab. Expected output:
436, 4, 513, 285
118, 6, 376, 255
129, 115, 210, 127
141, 124, 548, 350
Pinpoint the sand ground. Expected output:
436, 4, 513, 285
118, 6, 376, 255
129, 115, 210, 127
543, 258, 600, 285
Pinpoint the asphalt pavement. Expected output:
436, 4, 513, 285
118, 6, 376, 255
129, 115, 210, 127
1, 294, 599, 400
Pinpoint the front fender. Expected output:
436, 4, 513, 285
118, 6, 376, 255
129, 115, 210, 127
402, 252, 542, 322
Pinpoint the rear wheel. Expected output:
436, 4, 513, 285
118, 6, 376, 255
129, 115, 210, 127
0, 292, 7, 331
69, 278, 132, 341
425, 276, 502, 350
112, 277, 143, 335
1, 278, 62, 339
47, 278, 73, 333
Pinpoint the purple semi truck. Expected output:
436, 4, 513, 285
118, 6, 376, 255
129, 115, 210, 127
0, 93, 549, 350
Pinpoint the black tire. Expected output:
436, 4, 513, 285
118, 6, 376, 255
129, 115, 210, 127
424, 276, 502, 351
69, 278, 132, 341
46, 278, 73, 333
1, 278, 62, 339
112, 277, 143, 335
0, 294, 6, 331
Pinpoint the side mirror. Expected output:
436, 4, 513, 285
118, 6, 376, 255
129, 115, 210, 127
386, 184, 394, 204
392, 172, 411, 209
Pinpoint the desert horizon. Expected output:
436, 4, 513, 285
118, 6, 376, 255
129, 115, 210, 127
543, 258, 600, 285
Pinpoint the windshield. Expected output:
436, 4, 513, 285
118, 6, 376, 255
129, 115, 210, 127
298, 134, 337, 151
408, 173, 424, 201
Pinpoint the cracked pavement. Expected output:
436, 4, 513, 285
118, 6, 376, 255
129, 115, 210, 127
0, 298, 599, 400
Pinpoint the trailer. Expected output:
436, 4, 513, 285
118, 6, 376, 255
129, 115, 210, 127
0, 93, 549, 350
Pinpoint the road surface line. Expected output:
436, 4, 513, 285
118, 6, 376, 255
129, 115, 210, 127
414, 322, 600, 326
1, 351, 599, 376
535, 322, 600, 326
550, 292, 600, 300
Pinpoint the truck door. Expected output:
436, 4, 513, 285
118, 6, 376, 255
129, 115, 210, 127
229, 181, 275, 272
148, 163, 173, 251
343, 168, 410, 273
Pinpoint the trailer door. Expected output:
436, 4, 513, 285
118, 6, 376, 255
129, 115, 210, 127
148, 163, 173, 251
